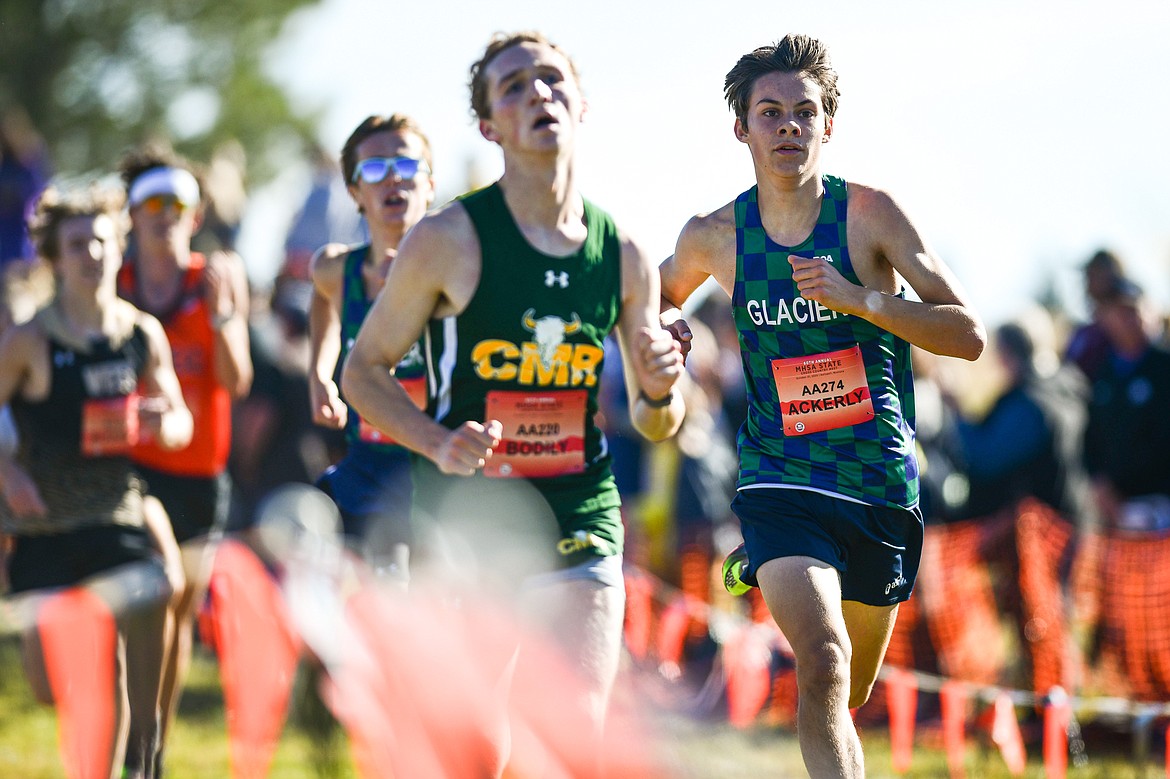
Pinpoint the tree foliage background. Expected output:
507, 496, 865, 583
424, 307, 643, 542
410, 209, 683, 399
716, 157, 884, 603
0, 0, 322, 183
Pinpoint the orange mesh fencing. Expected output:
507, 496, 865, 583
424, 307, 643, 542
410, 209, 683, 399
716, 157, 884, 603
1015, 499, 1078, 698
623, 570, 655, 663
919, 517, 1010, 685
764, 664, 799, 728
913, 502, 1081, 700
678, 543, 711, 642
1081, 529, 1170, 701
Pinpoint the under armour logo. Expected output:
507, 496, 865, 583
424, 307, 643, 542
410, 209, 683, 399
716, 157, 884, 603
54, 350, 75, 368
544, 270, 569, 288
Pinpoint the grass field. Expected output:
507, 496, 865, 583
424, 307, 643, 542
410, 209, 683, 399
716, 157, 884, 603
0, 635, 1158, 778
0, 636, 354, 779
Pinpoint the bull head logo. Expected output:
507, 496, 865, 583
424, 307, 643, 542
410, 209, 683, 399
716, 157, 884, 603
522, 308, 582, 369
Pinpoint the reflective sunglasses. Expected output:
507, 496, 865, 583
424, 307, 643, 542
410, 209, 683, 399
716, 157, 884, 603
351, 156, 430, 184
140, 194, 191, 215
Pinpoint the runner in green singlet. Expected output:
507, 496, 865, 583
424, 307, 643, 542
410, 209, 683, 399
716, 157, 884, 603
659, 35, 985, 778
341, 31, 685, 778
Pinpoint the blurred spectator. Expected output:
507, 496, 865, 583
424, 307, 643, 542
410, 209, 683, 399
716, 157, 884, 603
690, 289, 747, 446
0, 107, 50, 267
191, 139, 248, 254
1064, 249, 1125, 382
265, 143, 369, 349
1083, 277, 1170, 531
228, 285, 336, 527
282, 143, 365, 284
673, 317, 738, 553
910, 348, 969, 524
955, 313, 1091, 528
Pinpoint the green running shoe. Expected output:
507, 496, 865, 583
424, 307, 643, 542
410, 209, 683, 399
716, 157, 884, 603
722, 543, 753, 596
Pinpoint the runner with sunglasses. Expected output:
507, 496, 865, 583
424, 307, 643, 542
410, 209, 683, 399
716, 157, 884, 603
0, 183, 192, 779
308, 114, 435, 576
116, 145, 253, 774
342, 32, 685, 777
658, 35, 985, 777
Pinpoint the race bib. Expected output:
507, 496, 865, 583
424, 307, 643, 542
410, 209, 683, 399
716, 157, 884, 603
81, 395, 139, 457
484, 390, 587, 478
771, 345, 874, 436
356, 376, 428, 444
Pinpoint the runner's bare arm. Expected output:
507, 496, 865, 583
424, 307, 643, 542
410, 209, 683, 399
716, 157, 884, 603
342, 205, 501, 476
308, 243, 349, 429
205, 249, 253, 398
0, 325, 46, 517
796, 185, 985, 361
137, 310, 194, 451
0, 325, 32, 412
658, 206, 737, 361
616, 234, 685, 442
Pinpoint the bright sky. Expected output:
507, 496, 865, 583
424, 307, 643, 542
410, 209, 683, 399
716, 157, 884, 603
246, 0, 1170, 327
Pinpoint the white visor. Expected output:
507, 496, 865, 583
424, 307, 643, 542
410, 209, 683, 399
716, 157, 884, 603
128, 167, 201, 208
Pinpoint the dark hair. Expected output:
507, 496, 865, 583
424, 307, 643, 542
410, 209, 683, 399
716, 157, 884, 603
724, 34, 840, 126
28, 184, 127, 262
995, 322, 1036, 378
340, 114, 433, 185
1083, 248, 1123, 275
468, 31, 581, 121
117, 141, 204, 202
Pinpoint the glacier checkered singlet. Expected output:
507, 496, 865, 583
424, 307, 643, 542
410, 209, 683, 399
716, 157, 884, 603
732, 174, 919, 509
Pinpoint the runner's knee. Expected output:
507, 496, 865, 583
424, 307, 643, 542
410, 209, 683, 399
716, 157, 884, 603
795, 640, 850, 700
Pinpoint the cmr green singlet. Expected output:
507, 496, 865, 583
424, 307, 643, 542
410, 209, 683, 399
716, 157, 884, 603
415, 183, 625, 567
